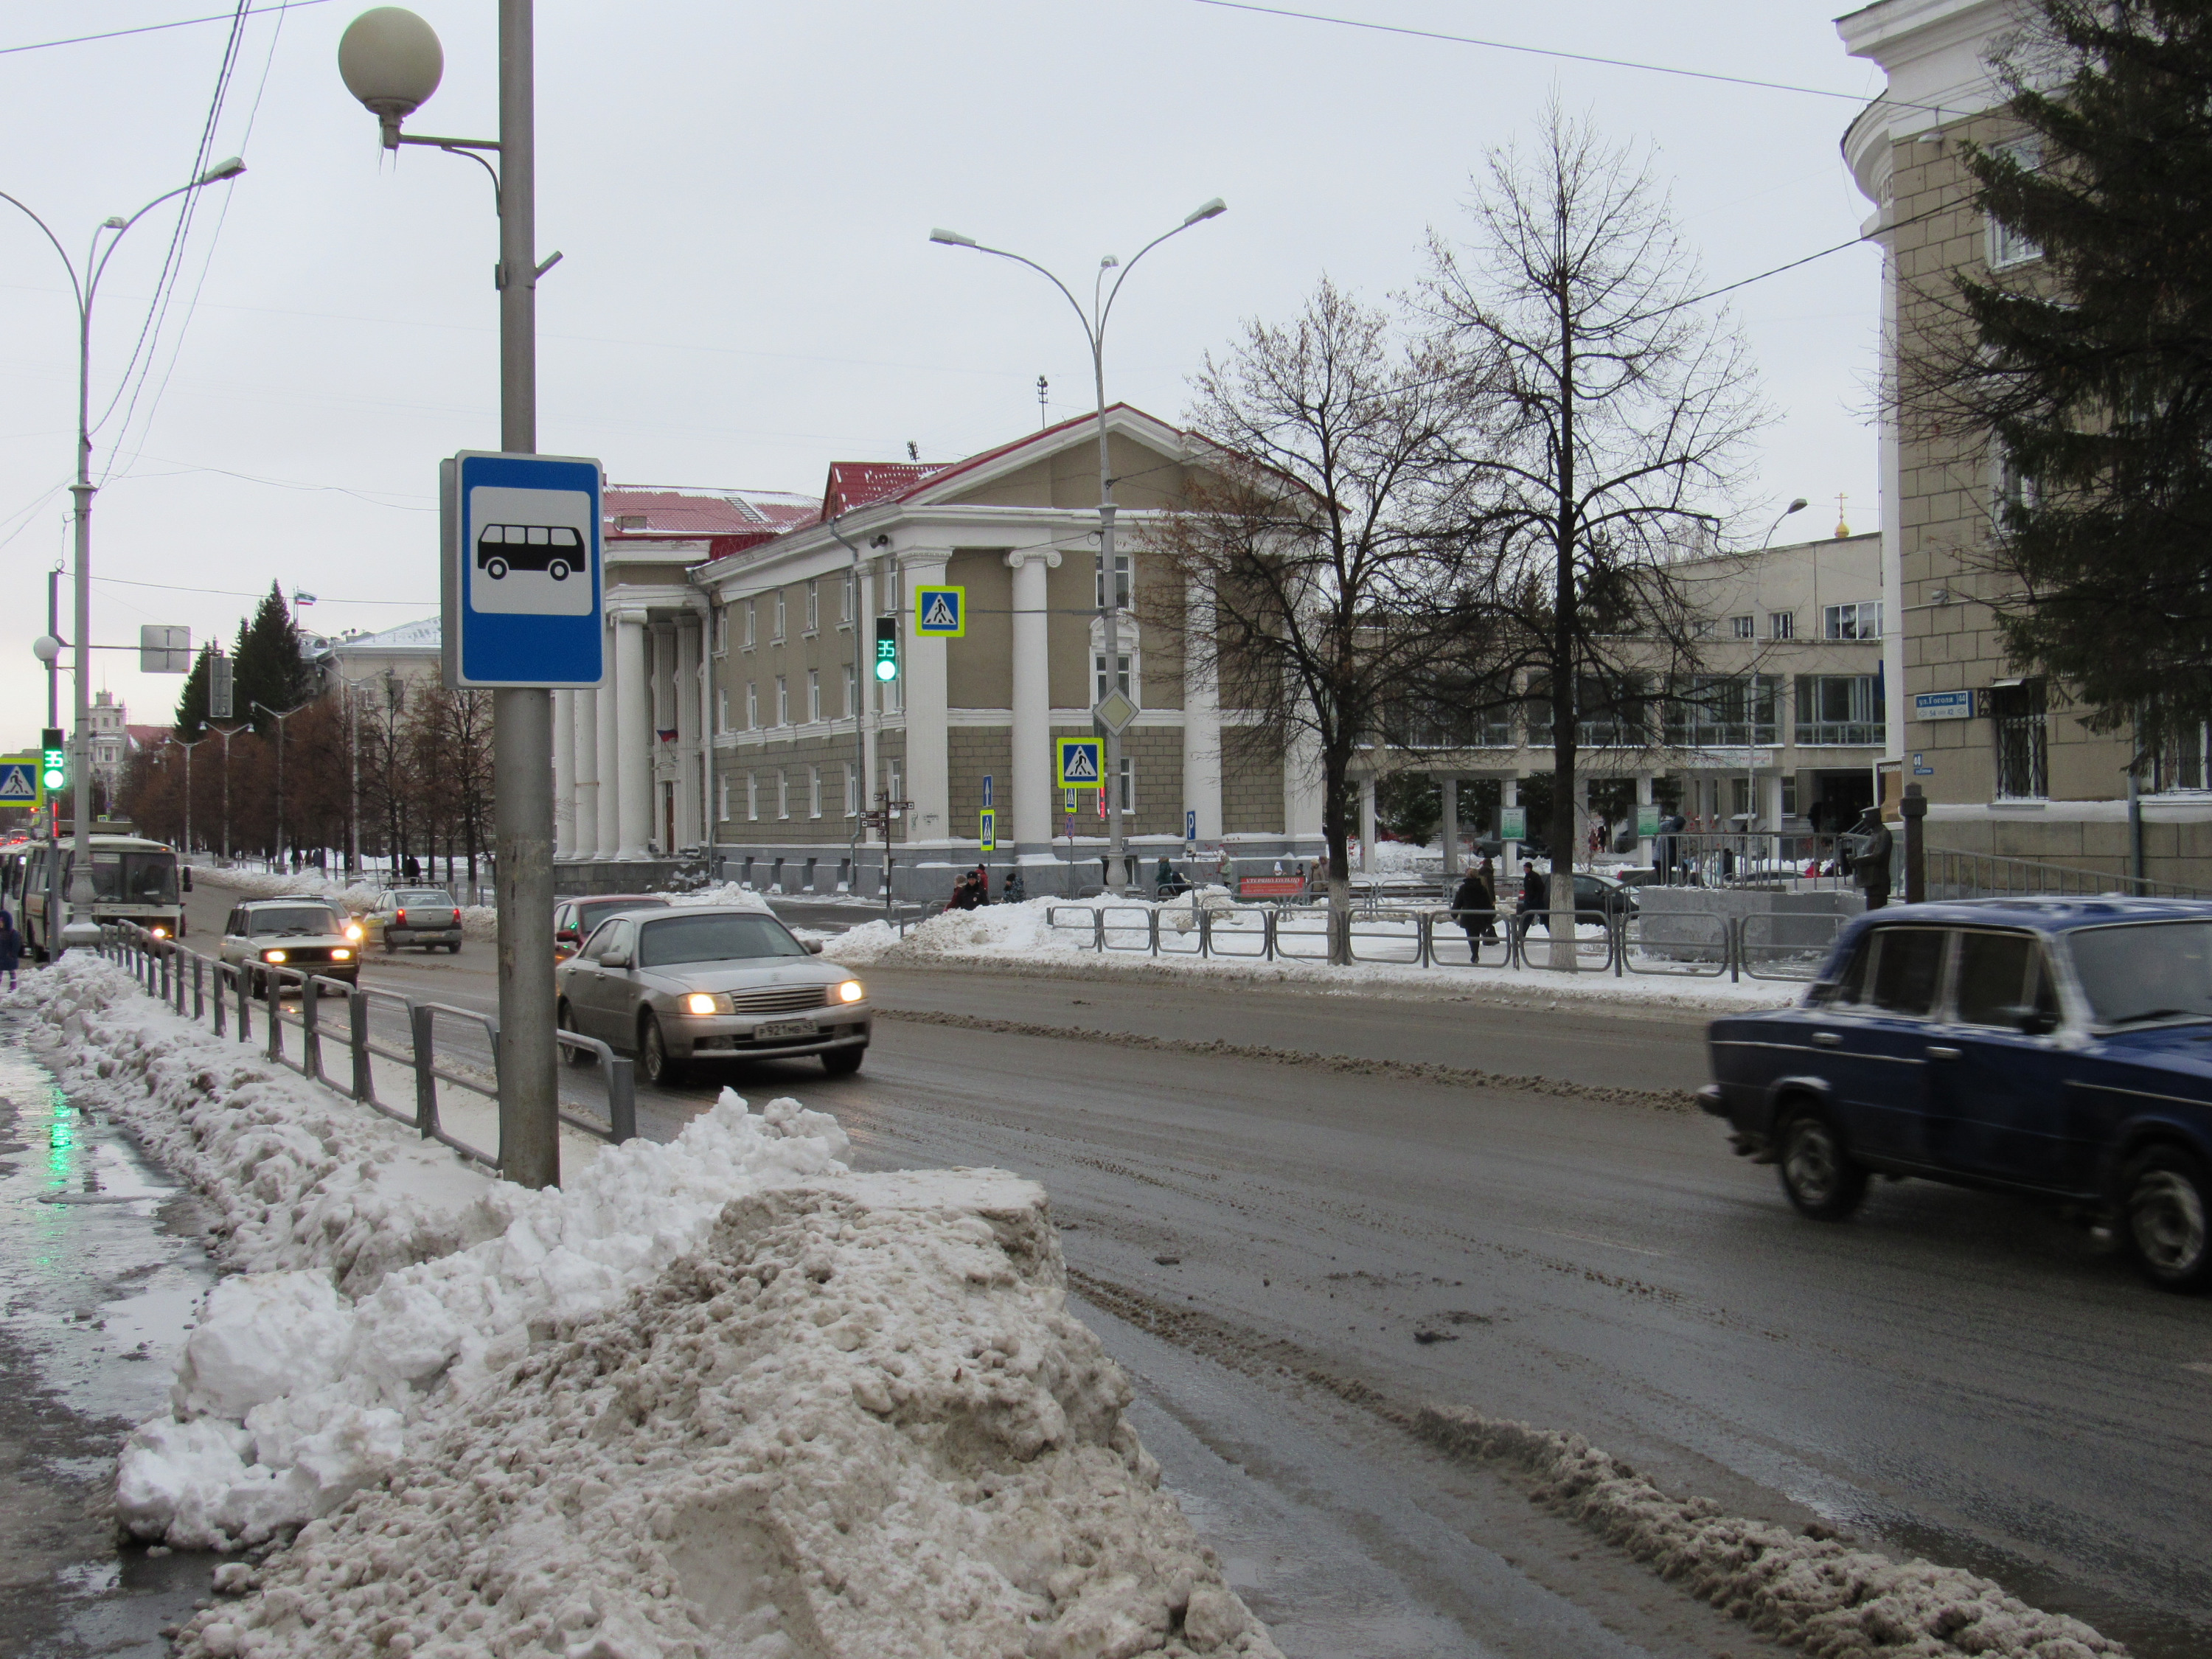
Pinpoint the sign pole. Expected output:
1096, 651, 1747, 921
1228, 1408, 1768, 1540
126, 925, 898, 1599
492, 0, 559, 1190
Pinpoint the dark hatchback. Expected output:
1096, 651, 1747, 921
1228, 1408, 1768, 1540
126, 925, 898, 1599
1702, 898, 2212, 1292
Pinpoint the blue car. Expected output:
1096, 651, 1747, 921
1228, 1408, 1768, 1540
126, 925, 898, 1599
1701, 898, 2212, 1292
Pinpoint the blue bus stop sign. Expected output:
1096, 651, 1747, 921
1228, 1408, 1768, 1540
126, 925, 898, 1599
442, 451, 605, 688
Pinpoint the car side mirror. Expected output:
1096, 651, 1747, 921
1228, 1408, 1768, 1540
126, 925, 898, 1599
804, 939, 824, 955
602, 950, 633, 969
556, 929, 577, 945
2002, 1004, 2059, 1036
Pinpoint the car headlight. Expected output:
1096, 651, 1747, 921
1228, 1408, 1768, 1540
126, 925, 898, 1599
332, 948, 352, 961
683, 992, 720, 1016
149, 925, 168, 939
836, 979, 865, 1004
263, 949, 287, 963
345, 924, 364, 942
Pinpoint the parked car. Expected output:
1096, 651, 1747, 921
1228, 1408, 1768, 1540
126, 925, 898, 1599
554, 903, 868, 1086
361, 887, 465, 953
218, 898, 363, 995
1702, 898, 2212, 1291
553, 894, 670, 962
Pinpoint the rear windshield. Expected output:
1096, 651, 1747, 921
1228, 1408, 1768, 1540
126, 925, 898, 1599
636, 914, 804, 968
579, 898, 669, 935
250, 906, 342, 936
86, 850, 178, 905
2069, 922, 2212, 1026
394, 891, 455, 907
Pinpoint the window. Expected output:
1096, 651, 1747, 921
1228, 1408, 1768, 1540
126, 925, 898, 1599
1096, 552, 1131, 611
881, 665, 902, 715
1794, 675, 1884, 746
808, 766, 822, 818
843, 665, 857, 720
775, 676, 789, 726
1663, 675, 1779, 747
807, 669, 821, 723
744, 601, 757, 650
745, 772, 759, 821
1116, 756, 1135, 813
843, 762, 857, 816
1868, 928, 1947, 1018
745, 684, 758, 730
712, 607, 728, 655
771, 593, 787, 641
2154, 723, 2212, 792
841, 573, 855, 627
1094, 652, 1133, 704
1955, 931, 2039, 1028
886, 759, 903, 815
1729, 614, 1756, 640
776, 771, 790, 819
2070, 922, 2212, 1026
717, 775, 730, 824
1769, 611, 1795, 640
805, 580, 820, 635
1823, 602, 1882, 641
716, 686, 728, 734
1987, 138, 2042, 271
1990, 679, 2048, 799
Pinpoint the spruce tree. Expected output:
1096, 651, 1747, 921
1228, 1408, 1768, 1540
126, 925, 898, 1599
1946, 0, 2212, 750
232, 582, 314, 732
173, 643, 212, 740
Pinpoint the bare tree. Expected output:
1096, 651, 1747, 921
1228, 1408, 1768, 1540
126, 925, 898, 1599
1148, 278, 1481, 963
1416, 105, 1765, 961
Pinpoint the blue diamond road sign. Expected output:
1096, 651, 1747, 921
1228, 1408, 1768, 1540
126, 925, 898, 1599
442, 451, 606, 688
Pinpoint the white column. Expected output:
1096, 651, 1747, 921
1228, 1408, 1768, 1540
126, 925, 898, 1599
614, 612, 652, 860
1634, 771, 1655, 869
1180, 574, 1222, 846
571, 689, 600, 860
1502, 774, 1520, 882
1282, 721, 1324, 853
594, 667, 619, 858
902, 554, 950, 843
1439, 775, 1458, 876
675, 618, 703, 849
1006, 549, 1060, 855
552, 690, 575, 860
1879, 238, 1906, 769
1761, 772, 1787, 837
1357, 774, 1377, 873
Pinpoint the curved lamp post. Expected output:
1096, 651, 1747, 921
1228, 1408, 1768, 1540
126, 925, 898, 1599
929, 200, 1225, 891
1, 159, 245, 947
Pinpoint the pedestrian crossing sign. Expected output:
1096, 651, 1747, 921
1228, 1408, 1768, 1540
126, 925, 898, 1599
1056, 737, 1103, 789
0, 758, 37, 807
978, 807, 995, 852
914, 585, 966, 637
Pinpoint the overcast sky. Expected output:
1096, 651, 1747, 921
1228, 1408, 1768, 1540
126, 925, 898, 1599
0, 1, 1892, 747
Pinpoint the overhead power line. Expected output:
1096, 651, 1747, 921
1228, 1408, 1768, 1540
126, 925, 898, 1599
96, 576, 432, 606
0, 0, 328, 57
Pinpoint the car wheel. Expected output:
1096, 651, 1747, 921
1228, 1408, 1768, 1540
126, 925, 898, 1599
639, 1014, 686, 1086
557, 1001, 595, 1067
1776, 1102, 1868, 1221
2121, 1144, 2212, 1293
448, 942, 462, 954
821, 1046, 864, 1077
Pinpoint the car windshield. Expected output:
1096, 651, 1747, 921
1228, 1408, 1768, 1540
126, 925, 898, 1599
394, 891, 453, 908
251, 906, 341, 936
579, 898, 668, 934
84, 850, 179, 904
2068, 922, 2212, 1026
636, 914, 804, 968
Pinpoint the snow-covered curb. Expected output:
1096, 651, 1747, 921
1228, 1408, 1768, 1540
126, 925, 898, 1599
1416, 1406, 2120, 1658
821, 897, 1798, 1013
15, 956, 1279, 1658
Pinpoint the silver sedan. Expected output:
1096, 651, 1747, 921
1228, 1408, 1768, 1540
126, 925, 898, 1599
554, 904, 869, 1085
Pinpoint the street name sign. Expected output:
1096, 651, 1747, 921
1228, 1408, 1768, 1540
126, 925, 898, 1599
1056, 737, 1103, 789
914, 585, 966, 637
1913, 689, 1974, 721
441, 451, 605, 688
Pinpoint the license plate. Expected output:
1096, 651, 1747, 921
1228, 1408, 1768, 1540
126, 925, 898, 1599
755, 1019, 815, 1040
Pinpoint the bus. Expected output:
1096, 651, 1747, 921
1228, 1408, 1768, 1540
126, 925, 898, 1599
3, 828, 189, 959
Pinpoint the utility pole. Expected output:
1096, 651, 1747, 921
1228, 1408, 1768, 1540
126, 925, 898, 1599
212, 723, 244, 863
253, 700, 311, 872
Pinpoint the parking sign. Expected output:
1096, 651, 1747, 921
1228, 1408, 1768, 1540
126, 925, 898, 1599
442, 451, 605, 688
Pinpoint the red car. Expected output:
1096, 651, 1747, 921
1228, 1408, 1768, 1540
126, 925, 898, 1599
553, 894, 670, 962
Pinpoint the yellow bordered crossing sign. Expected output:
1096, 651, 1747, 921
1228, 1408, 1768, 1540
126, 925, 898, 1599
978, 807, 995, 852
1055, 737, 1103, 789
914, 585, 965, 637
0, 756, 39, 808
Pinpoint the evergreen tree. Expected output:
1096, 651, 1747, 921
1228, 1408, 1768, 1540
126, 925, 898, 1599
232, 582, 314, 732
1939, 0, 2212, 750
173, 643, 213, 741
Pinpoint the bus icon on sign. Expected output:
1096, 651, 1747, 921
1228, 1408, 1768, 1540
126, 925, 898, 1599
478, 523, 585, 581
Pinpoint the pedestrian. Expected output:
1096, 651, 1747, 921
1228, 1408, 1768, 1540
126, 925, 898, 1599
973, 863, 990, 905
1477, 857, 1501, 942
0, 908, 20, 988
403, 854, 421, 883
1449, 864, 1494, 962
1002, 866, 1027, 905
1518, 863, 1548, 946
1850, 808, 1894, 911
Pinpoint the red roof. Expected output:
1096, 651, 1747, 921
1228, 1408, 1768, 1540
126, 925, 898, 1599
124, 724, 170, 750
603, 487, 818, 561
821, 461, 946, 521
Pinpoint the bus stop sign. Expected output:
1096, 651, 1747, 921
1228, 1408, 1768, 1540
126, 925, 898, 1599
442, 451, 605, 688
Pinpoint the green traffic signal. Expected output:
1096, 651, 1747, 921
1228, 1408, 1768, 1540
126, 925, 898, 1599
39, 727, 64, 792
874, 616, 899, 682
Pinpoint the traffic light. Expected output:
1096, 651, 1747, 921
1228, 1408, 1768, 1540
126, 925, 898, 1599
209, 653, 234, 720
39, 728, 65, 794
874, 616, 899, 682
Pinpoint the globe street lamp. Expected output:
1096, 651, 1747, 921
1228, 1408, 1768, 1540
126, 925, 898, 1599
929, 199, 1225, 890
1, 159, 246, 948
338, 3, 558, 1189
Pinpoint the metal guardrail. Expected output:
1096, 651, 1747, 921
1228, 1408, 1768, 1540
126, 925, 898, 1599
1924, 846, 2211, 902
97, 921, 637, 1172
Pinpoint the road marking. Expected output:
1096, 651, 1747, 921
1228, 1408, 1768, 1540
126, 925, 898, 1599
2183, 1362, 2212, 1377
1525, 1226, 1672, 1259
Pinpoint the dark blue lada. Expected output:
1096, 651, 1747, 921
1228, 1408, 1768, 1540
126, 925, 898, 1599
1702, 898, 2212, 1292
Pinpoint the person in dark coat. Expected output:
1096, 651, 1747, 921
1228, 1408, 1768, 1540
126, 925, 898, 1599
1851, 809, 1894, 910
1002, 867, 1027, 905
1518, 864, 1548, 945
1477, 858, 1500, 942
1449, 866, 1494, 962
0, 909, 19, 987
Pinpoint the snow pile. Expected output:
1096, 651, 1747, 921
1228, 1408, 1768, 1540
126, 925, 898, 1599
179, 1171, 1279, 1659
194, 866, 384, 914
1417, 1406, 2121, 1658
664, 881, 775, 913
12, 956, 489, 1295
115, 1092, 852, 1550
824, 895, 1082, 967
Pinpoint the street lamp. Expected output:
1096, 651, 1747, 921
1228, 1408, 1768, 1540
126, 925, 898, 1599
164, 734, 209, 861
253, 700, 313, 873
340, 3, 558, 1189
930, 198, 1226, 891
1740, 497, 1810, 844
1, 159, 246, 947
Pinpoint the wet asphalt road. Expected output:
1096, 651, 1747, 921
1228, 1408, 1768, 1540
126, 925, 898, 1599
167, 886, 2212, 1655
